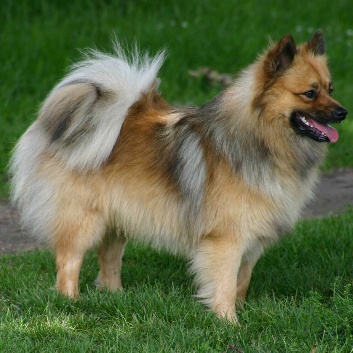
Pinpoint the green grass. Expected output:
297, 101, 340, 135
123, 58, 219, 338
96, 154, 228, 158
1, 1, 353, 351
1, 211, 353, 352
1, 0, 353, 195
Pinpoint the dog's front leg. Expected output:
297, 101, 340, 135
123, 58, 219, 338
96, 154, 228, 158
236, 245, 264, 307
190, 234, 244, 324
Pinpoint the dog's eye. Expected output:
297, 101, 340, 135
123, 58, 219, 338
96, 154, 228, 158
303, 90, 317, 99
328, 86, 334, 96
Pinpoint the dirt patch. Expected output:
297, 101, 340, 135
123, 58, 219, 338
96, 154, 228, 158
1, 168, 352, 256
0, 203, 40, 254
302, 168, 353, 218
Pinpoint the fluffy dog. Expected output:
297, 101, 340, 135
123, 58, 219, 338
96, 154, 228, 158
10, 31, 347, 323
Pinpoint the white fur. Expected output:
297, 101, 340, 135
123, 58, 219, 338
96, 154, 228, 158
45, 43, 165, 171
9, 124, 56, 243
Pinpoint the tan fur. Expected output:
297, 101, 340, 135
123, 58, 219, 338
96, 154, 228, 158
10, 33, 347, 324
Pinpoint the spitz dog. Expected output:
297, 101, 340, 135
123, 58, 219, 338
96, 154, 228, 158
10, 31, 347, 323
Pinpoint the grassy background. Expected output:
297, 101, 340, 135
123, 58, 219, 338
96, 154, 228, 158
1, 0, 353, 195
1, 0, 353, 352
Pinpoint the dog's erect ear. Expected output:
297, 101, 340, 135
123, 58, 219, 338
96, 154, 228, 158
306, 30, 326, 55
265, 34, 296, 76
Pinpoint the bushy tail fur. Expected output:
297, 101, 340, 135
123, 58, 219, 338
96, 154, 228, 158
40, 43, 165, 171
9, 44, 165, 225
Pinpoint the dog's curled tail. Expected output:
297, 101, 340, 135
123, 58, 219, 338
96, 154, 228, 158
39, 43, 165, 171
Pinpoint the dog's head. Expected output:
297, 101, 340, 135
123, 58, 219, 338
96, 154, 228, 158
258, 31, 347, 143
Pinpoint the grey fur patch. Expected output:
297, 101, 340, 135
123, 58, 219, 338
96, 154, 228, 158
155, 112, 206, 220
292, 136, 326, 179
197, 97, 275, 190
50, 102, 81, 143
39, 81, 99, 145
176, 129, 206, 209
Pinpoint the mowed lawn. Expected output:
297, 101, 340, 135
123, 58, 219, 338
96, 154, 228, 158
1, 0, 353, 352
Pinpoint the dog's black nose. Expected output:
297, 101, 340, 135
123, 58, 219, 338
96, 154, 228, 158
333, 106, 348, 121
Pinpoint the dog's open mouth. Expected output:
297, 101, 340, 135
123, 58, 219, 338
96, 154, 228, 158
291, 112, 339, 143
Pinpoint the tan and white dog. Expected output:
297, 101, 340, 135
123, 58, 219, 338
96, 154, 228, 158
10, 31, 347, 323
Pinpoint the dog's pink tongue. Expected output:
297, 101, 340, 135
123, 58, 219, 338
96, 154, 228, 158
306, 117, 339, 143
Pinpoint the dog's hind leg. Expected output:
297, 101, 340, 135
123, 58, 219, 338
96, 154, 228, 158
191, 234, 244, 323
95, 230, 127, 291
54, 208, 106, 299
